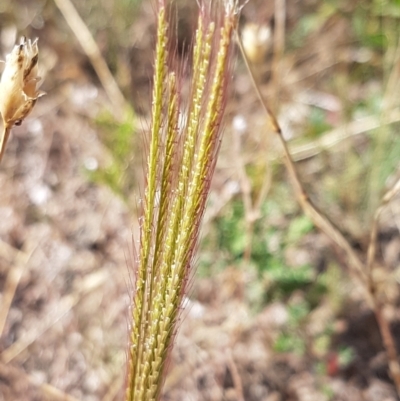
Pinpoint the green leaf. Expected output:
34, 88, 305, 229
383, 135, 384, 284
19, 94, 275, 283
286, 215, 314, 244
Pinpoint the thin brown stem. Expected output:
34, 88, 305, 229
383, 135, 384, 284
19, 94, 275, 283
237, 25, 400, 396
0, 125, 11, 163
237, 30, 368, 291
272, 0, 285, 101
367, 177, 400, 278
233, 125, 255, 262
0, 244, 33, 337
232, 119, 271, 263
226, 349, 245, 401
374, 300, 400, 392
365, 177, 400, 390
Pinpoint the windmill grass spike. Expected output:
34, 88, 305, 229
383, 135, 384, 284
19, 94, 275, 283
125, 1, 240, 400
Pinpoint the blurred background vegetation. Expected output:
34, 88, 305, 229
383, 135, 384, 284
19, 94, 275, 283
1, 0, 400, 400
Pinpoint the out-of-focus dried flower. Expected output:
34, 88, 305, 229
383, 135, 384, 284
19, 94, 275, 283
241, 22, 271, 64
0, 37, 45, 161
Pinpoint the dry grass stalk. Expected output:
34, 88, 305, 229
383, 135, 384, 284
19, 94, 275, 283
272, 0, 285, 99
125, 1, 239, 400
237, 26, 400, 396
288, 109, 400, 161
0, 361, 81, 401
0, 243, 35, 337
226, 349, 245, 401
53, 0, 129, 120
232, 119, 272, 263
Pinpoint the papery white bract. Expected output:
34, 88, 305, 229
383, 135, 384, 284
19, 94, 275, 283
0, 37, 45, 161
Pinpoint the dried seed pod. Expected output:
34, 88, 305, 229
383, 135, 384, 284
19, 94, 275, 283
0, 37, 45, 161
241, 22, 271, 64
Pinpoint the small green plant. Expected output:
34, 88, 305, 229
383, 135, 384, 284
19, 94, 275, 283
273, 300, 310, 355
90, 108, 137, 199
203, 198, 316, 305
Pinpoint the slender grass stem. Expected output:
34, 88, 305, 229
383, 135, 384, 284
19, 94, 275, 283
0, 126, 11, 162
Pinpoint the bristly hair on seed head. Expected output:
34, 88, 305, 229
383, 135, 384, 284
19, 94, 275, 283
125, 1, 240, 400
